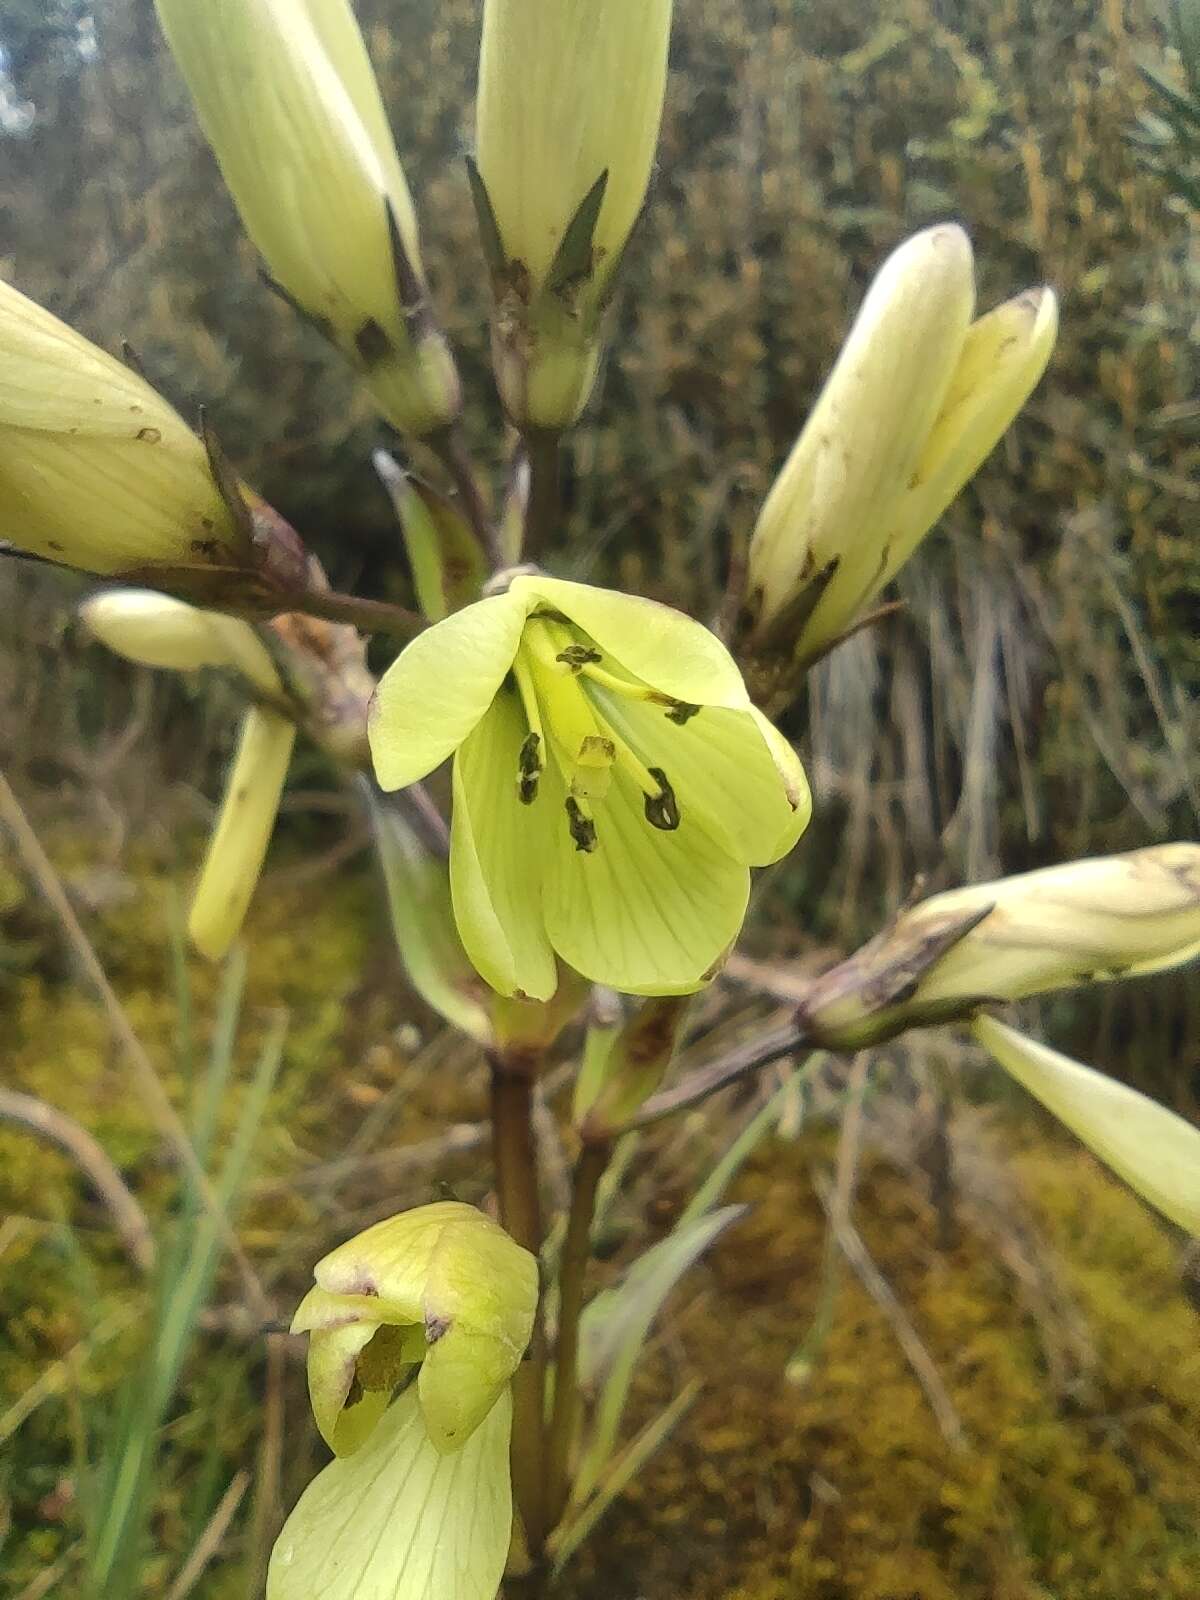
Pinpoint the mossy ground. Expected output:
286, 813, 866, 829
2, 841, 1198, 1598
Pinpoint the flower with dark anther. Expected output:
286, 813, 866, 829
369, 576, 811, 999
268, 1203, 538, 1600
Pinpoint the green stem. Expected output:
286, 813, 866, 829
522, 429, 562, 564
489, 1062, 549, 1557
274, 585, 425, 641
545, 1138, 610, 1529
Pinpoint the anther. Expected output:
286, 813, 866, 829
565, 797, 599, 853
644, 767, 680, 831
556, 644, 603, 671
660, 698, 701, 725
518, 732, 542, 804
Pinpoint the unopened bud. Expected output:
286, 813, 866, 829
975, 1015, 1200, 1237
473, 0, 673, 428
574, 994, 690, 1133
155, 0, 459, 438
292, 1200, 538, 1456
81, 589, 281, 698
188, 706, 296, 960
0, 281, 250, 584
795, 845, 1200, 1050
746, 227, 1056, 665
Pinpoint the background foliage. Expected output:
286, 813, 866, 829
1, 0, 1198, 1595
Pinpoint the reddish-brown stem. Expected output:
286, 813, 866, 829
489, 1062, 549, 1556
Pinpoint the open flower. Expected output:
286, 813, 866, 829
369, 575, 810, 999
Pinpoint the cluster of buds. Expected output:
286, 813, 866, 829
742, 225, 1057, 689
472, 0, 673, 430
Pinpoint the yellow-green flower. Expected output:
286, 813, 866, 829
155, 0, 459, 438
0, 279, 248, 580
291, 1201, 538, 1458
369, 575, 810, 999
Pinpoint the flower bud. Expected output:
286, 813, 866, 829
473, 0, 673, 428
574, 994, 689, 1133
81, 589, 281, 698
155, 0, 459, 439
0, 280, 251, 583
975, 1015, 1200, 1237
292, 1201, 538, 1457
794, 845, 1200, 1051
746, 227, 1056, 666
188, 706, 296, 960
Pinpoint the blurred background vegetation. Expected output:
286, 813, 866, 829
1, 0, 1198, 1596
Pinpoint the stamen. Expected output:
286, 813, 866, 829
579, 660, 701, 727
512, 656, 545, 803
644, 767, 680, 831
518, 732, 542, 804
565, 796, 598, 853
556, 644, 602, 670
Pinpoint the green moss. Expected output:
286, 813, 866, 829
566, 1142, 1200, 1600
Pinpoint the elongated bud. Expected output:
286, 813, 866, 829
292, 1201, 538, 1457
188, 706, 296, 960
975, 1015, 1200, 1237
574, 994, 690, 1134
746, 227, 1056, 669
794, 845, 1200, 1051
81, 590, 282, 698
374, 451, 487, 623
366, 786, 493, 1045
155, 0, 459, 439
473, 0, 673, 428
0, 281, 252, 586
747, 226, 975, 642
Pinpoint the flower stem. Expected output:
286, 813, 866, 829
489, 1061, 549, 1556
274, 585, 426, 641
545, 1137, 610, 1528
625, 1022, 807, 1128
522, 428, 561, 563
427, 424, 503, 570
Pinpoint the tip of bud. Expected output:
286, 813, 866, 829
372, 448, 405, 488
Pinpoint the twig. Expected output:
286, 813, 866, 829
0, 768, 270, 1321
0, 1087, 155, 1273
813, 1172, 967, 1451
628, 1019, 805, 1128
246, 1333, 287, 1595
273, 585, 425, 642
164, 1470, 251, 1600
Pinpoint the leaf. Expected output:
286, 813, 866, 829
573, 1206, 744, 1502
267, 1388, 512, 1600
550, 1383, 698, 1574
